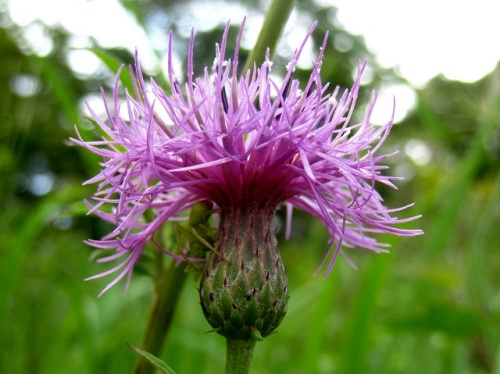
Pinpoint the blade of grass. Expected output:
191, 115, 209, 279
423, 71, 500, 257
129, 344, 176, 374
341, 254, 392, 373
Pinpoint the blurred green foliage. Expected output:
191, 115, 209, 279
1, 0, 499, 373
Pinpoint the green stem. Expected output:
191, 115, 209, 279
134, 260, 188, 374
242, 0, 296, 72
225, 338, 257, 374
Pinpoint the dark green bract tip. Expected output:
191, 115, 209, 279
199, 203, 288, 341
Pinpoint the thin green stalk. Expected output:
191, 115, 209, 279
242, 0, 296, 72
134, 260, 188, 374
225, 338, 257, 374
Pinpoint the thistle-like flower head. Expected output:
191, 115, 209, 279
73, 21, 422, 296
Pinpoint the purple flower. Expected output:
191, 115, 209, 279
73, 21, 422, 295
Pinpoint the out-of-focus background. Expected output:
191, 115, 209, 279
1, 0, 499, 373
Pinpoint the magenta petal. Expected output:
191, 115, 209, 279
74, 21, 422, 295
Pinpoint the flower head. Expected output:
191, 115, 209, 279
73, 21, 422, 296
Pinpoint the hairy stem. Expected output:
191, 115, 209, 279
225, 338, 257, 374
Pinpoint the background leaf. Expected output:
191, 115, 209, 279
129, 344, 177, 374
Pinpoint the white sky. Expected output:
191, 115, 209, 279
8, 0, 500, 87
331, 0, 500, 87
7, 0, 500, 124
8, 0, 149, 49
